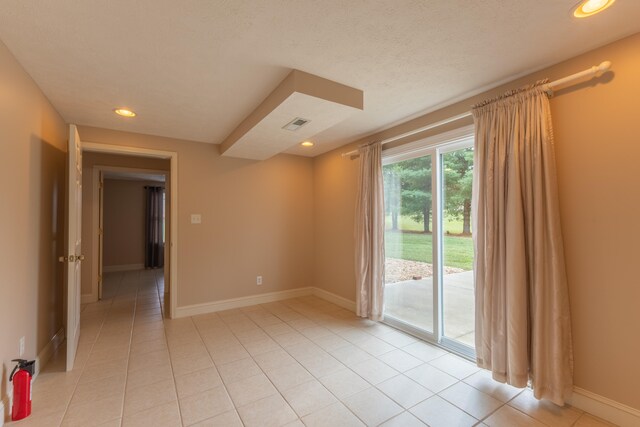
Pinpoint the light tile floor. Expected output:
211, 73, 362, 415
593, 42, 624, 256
8, 270, 615, 427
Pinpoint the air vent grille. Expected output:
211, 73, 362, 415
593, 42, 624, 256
282, 117, 311, 131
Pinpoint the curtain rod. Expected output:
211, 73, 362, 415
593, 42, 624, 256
341, 60, 611, 158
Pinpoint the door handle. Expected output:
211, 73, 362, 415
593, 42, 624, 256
77, 255, 85, 262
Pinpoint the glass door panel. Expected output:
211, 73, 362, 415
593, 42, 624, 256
383, 155, 434, 333
441, 147, 475, 349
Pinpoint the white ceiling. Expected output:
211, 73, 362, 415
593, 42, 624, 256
1, 1, 639, 157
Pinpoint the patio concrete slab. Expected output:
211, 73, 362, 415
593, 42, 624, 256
384, 271, 475, 347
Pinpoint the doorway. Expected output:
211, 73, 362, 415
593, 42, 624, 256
82, 143, 178, 318
382, 127, 475, 358
97, 168, 167, 300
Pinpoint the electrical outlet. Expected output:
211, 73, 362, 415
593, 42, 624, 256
190, 214, 202, 224
19, 336, 25, 357
256, 276, 263, 285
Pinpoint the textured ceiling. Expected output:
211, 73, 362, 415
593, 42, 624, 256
1, 1, 639, 157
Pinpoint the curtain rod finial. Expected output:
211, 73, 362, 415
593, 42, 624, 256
596, 61, 612, 76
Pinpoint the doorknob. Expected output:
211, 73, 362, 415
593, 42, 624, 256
77, 255, 85, 262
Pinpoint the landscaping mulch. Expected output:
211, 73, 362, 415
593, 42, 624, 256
385, 257, 465, 284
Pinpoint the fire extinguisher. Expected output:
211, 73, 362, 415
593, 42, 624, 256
9, 359, 35, 421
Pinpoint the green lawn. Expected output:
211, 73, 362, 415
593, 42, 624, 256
385, 229, 474, 270
385, 215, 468, 235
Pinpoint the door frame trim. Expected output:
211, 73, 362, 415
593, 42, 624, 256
82, 142, 179, 318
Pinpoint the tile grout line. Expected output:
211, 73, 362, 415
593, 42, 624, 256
191, 314, 246, 426
286, 306, 425, 424
118, 270, 152, 426
199, 302, 340, 424
286, 299, 483, 425
117, 270, 182, 425
154, 270, 187, 427
18, 271, 591, 427
294, 306, 405, 425
263, 301, 385, 425
58, 271, 122, 426
62, 274, 592, 427
242, 305, 346, 422
237, 303, 355, 421
273, 315, 374, 425
228, 300, 388, 425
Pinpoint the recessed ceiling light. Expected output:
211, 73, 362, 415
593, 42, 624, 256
573, 0, 615, 18
300, 141, 314, 147
113, 108, 136, 118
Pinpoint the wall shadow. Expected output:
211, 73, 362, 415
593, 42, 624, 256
552, 70, 615, 98
31, 134, 66, 367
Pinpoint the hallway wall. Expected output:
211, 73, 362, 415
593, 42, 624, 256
103, 179, 165, 270
0, 39, 67, 407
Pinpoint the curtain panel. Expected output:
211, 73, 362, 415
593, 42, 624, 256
145, 186, 165, 269
472, 82, 573, 405
354, 142, 385, 321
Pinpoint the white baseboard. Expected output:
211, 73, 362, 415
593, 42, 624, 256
103, 263, 144, 273
174, 286, 357, 319
0, 391, 8, 427
311, 287, 356, 312
34, 327, 65, 379
174, 287, 315, 318
174, 285, 358, 319
570, 386, 640, 427
81, 293, 97, 304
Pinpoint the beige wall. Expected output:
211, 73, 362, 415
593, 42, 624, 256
78, 127, 315, 306
313, 33, 640, 410
81, 152, 170, 296
103, 179, 165, 268
0, 40, 67, 402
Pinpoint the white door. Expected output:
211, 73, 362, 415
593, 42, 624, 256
98, 170, 104, 300
65, 124, 83, 371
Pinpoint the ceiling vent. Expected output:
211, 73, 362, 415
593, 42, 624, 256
220, 70, 363, 160
282, 117, 311, 131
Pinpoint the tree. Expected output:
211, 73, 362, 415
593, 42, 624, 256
442, 147, 474, 234
383, 156, 432, 233
383, 166, 401, 230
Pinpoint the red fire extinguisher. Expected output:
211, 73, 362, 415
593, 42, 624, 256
10, 359, 35, 421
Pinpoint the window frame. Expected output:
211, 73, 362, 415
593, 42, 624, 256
382, 125, 476, 360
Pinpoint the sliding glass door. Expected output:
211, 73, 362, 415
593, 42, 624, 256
382, 132, 475, 356
383, 154, 434, 335
440, 146, 475, 352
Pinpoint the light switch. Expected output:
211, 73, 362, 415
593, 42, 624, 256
191, 214, 202, 224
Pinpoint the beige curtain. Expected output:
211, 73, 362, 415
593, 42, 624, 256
472, 82, 573, 405
355, 142, 385, 321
